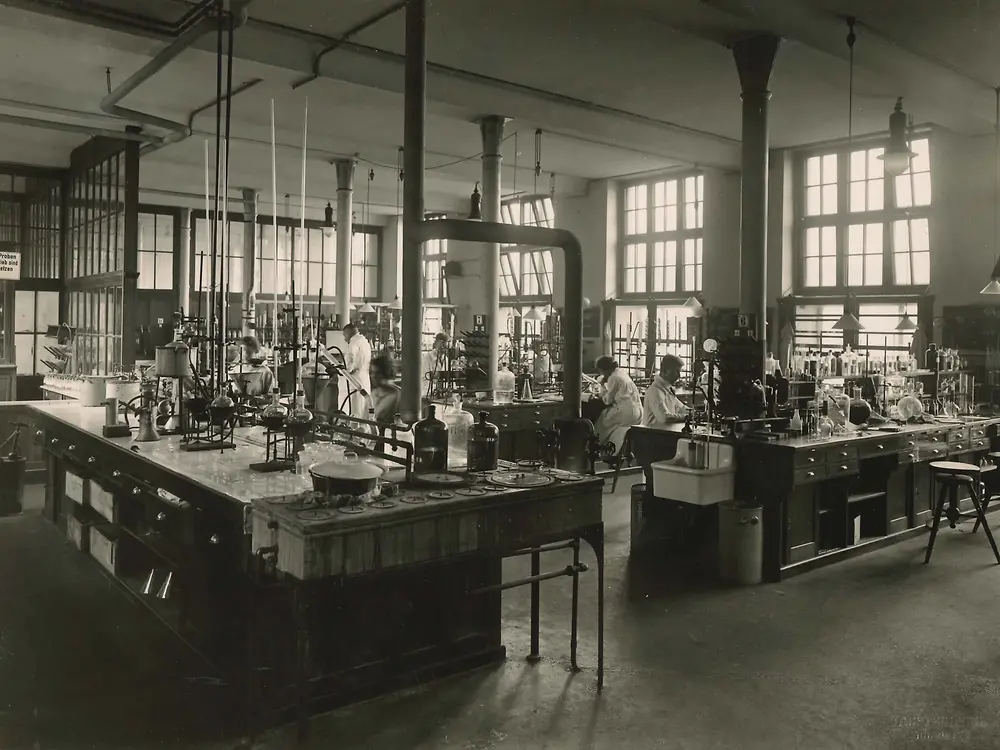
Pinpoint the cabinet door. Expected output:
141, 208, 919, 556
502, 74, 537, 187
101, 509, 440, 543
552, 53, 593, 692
886, 465, 909, 534
785, 484, 817, 564
909, 463, 933, 528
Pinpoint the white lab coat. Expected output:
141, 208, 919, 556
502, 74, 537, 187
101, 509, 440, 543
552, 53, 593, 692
421, 349, 447, 396
593, 369, 642, 451
642, 374, 689, 426
344, 334, 372, 418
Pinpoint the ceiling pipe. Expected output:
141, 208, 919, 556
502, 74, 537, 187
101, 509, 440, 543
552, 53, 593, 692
291, 0, 416, 90
10, 0, 216, 38
101, 0, 255, 156
0, 112, 156, 142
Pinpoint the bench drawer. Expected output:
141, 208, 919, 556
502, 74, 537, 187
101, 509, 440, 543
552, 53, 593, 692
794, 464, 828, 485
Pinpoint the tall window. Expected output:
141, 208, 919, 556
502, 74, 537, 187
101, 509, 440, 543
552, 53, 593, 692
621, 174, 704, 295
137, 212, 175, 290
500, 195, 555, 300
610, 303, 696, 379
422, 213, 447, 302
798, 138, 931, 291
857, 302, 918, 363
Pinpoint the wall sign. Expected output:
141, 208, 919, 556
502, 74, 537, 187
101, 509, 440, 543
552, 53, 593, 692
0, 251, 21, 280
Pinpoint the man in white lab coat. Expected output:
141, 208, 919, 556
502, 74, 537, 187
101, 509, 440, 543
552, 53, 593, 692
342, 322, 372, 418
642, 354, 689, 426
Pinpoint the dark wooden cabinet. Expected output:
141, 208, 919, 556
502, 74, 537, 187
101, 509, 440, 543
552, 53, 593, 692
462, 400, 572, 462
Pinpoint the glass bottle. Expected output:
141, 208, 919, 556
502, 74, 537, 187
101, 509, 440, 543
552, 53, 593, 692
260, 387, 288, 430
467, 411, 500, 472
818, 400, 834, 438
925, 342, 938, 371
413, 404, 449, 472
285, 387, 313, 431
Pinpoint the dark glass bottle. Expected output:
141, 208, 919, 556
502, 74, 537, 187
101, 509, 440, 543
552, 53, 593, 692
413, 404, 449, 472
467, 412, 500, 472
925, 342, 938, 371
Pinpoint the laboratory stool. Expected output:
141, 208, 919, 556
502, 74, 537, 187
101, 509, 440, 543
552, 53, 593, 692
925, 461, 1000, 565
975, 452, 1000, 525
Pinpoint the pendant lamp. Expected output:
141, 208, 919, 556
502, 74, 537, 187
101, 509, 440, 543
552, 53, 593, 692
683, 296, 704, 316
895, 314, 917, 331
357, 300, 376, 314
523, 306, 542, 321
389, 295, 402, 310
878, 98, 917, 177
831, 311, 864, 331
468, 182, 482, 221
322, 201, 334, 238
982, 87, 1000, 294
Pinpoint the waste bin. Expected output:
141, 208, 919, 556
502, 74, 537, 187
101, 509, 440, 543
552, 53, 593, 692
718, 500, 762, 585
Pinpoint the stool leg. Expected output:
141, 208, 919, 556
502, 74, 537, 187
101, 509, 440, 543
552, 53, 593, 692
974, 485, 991, 534
527, 550, 541, 663
925, 482, 948, 564
570, 539, 580, 672
969, 484, 1000, 564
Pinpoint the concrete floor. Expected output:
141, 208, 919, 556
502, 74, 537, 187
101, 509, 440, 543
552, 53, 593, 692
4, 483, 1000, 749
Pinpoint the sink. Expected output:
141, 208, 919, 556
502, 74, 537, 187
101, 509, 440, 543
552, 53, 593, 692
651, 440, 736, 506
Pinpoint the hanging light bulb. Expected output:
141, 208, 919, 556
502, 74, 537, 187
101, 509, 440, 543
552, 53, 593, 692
357, 300, 376, 314
322, 201, 334, 238
878, 98, 917, 177
468, 182, 482, 221
389, 295, 403, 310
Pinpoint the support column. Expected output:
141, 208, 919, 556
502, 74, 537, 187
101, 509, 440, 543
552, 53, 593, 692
480, 115, 506, 395
334, 158, 356, 328
732, 33, 780, 345
400, 0, 426, 421
241, 188, 258, 337
178, 207, 191, 315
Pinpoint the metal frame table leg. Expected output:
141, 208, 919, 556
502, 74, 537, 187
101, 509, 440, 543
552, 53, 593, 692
580, 524, 604, 691
527, 550, 541, 663
570, 538, 580, 671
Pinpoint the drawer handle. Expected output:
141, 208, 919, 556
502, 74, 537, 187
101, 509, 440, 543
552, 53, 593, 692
131, 487, 141, 496
908, 453, 915, 460
35, 430, 42, 439
68, 444, 76, 451
907, 441, 915, 447
840, 465, 849, 471
876, 445, 884, 451
932, 449, 941, 455
806, 471, 815, 478
209, 534, 220, 544
156, 512, 166, 522
50, 438, 58, 446
87, 456, 96, 464
807, 457, 816, 464
840, 452, 849, 458
112, 470, 121, 478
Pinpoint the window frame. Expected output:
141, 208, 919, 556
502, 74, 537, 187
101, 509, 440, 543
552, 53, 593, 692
422, 212, 448, 303
618, 172, 705, 300
500, 194, 555, 303
794, 132, 933, 297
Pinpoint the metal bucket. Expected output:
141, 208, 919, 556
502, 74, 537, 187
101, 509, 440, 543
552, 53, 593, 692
718, 501, 763, 585
0, 455, 26, 516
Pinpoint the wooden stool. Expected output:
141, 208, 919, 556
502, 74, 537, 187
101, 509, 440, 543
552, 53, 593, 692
976, 452, 1000, 528
926, 461, 1000, 565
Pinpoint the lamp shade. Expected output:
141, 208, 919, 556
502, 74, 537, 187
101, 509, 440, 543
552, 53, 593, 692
389, 295, 403, 310
683, 296, 704, 316
322, 202, 334, 238
523, 306, 542, 321
877, 98, 916, 177
831, 312, 865, 331
981, 278, 1000, 295
357, 300, 376, 314
895, 314, 918, 331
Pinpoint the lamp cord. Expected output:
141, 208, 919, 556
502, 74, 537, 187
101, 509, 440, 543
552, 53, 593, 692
847, 17, 856, 146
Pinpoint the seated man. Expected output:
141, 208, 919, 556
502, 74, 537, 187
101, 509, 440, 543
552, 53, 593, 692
643, 354, 689, 426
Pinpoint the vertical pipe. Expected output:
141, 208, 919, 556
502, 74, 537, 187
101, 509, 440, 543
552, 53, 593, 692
121, 127, 141, 369
241, 188, 258, 337
400, 0, 426, 422
178, 207, 191, 314
733, 34, 780, 349
334, 158, 356, 328
480, 115, 506, 396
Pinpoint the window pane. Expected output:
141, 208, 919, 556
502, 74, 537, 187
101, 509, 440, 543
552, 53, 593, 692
351, 266, 364, 299
137, 251, 154, 289
308, 262, 322, 295
309, 229, 323, 261
806, 157, 821, 186
806, 186, 821, 216
155, 253, 172, 290
821, 184, 837, 215
822, 154, 837, 182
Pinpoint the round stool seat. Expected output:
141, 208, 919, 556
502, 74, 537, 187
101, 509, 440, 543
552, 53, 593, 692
988, 452, 1000, 460
930, 460, 980, 477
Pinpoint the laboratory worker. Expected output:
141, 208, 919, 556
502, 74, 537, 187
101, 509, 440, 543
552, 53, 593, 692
421, 332, 450, 397
643, 354, 689, 426
342, 322, 372, 418
592, 355, 642, 453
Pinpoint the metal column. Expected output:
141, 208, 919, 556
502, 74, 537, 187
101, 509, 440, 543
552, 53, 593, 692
178, 207, 192, 315
241, 188, 258, 337
334, 158, 357, 328
400, 0, 426, 422
480, 115, 506, 395
732, 34, 780, 345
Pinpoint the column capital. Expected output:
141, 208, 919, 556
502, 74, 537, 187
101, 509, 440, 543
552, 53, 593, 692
478, 115, 508, 158
241, 187, 258, 214
732, 33, 781, 95
333, 158, 357, 191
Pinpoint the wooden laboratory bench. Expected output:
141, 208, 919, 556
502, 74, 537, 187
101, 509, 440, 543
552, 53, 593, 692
628, 418, 1000, 583
28, 402, 604, 729
462, 398, 573, 461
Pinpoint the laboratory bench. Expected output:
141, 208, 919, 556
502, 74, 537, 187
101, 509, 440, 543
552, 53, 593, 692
462, 398, 573, 461
28, 401, 604, 731
628, 418, 1000, 582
